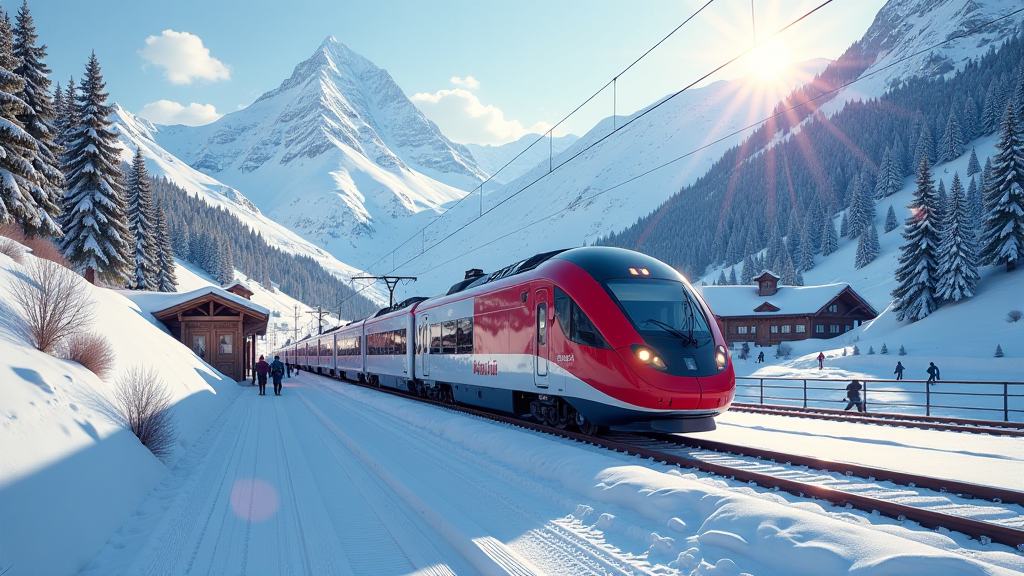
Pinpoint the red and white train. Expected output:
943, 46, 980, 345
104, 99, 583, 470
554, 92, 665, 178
276, 246, 735, 433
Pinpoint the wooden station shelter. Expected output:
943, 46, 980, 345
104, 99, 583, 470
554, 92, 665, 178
152, 287, 269, 381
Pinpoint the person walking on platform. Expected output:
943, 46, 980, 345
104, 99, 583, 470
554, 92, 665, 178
926, 361, 940, 385
843, 379, 866, 412
286, 361, 292, 378
270, 355, 285, 396
894, 361, 905, 380
756, 351, 765, 363
256, 355, 270, 395
817, 351, 825, 370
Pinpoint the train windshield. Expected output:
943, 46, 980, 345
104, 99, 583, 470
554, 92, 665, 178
605, 279, 712, 346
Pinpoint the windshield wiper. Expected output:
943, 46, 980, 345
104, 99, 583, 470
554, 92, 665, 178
641, 318, 696, 347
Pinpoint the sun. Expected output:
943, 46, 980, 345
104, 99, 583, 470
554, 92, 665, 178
746, 38, 793, 81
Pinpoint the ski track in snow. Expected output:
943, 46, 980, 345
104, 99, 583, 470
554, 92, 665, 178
78, 372, 1023, 576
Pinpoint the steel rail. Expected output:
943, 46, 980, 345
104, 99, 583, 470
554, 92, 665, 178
729, 404, 1024, 436
304, 370, 1024, 549
732, 402, 1024, 429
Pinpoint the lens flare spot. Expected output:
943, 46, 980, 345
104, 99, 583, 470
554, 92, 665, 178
230, 479, 279, 522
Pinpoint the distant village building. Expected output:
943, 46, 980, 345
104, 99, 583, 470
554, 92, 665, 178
698, 271, 877, 347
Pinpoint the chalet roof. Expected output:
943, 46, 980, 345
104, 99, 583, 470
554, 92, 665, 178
224, 279, 255, 296
698, 283, 872, 317
753, 270, 780, 281
144, 287, 270, 318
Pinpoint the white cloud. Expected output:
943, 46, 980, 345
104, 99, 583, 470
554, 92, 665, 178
411, 86, 550, 146
138, 30, 230, 84
138, 100, 222, 126
450, 75, 480, 90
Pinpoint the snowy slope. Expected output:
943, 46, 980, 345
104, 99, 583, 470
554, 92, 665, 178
463, 133, 579, 185
111, 105, 386, 304
824, 0, 1024, 112
698, 134, 1024, 382
0, 248, 243, 576
360, 60, 829, 297
151, 38, 485, 267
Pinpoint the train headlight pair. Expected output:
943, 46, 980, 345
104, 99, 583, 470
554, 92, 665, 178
715, 345, 729, 371
632, 344, 667, 371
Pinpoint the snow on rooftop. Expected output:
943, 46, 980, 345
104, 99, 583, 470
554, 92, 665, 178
120, 285, 271, 317
698, 283, 852, 317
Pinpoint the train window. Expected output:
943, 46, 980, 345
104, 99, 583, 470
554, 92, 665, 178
442, 321, 457, 354
537, 303, 547, 346
554, 286, 610, 349
430, 324, 442, 354
456, 318, 473, 354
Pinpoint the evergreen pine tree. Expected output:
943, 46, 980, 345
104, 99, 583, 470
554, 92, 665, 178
821, 217, 839, 256
800, 225, 815, 271
727, 266, 737, 285
781, 252, 797, 285
892, 157, 942, 321
787, 211, 802, 267
172, 219, 190, 258
153, 202, 177, 292
961, 97, 979, 142
805, 206, 823, 254
994, 344, 1004, 358
938, 106, 964, 163
716, 269, 727, 286
982, 80, 1001, 134
740, 253, 755, 284
898, 345, 907, 356
936, 172, 979, 302
794, 266, 804, 286
967, 175, 982, 230
765, 226, 782, 272
880, 343, 888, 354
890, 135, 907, 178
884, 205, 899, 233
867, 346, 875, 355
979, 103, 1024, 272
854, 223, 880, 268
0, 12, 58, 237
967, 147, 981, 177
12, 1, 62, 237
126, 148, 159, 290
61, 52, 131, 284
935, 178, 948, 226
913, 120, 934, 171
839, 211, 849, 237
874, 148, 890, 199
55, 76, 74, 150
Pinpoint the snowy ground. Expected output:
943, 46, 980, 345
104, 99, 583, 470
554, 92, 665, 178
79, 372, 1023, 576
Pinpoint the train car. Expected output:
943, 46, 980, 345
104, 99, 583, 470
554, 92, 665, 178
414, 246, 734, 433
333, 320, 365, 381
363, 298, 424, 390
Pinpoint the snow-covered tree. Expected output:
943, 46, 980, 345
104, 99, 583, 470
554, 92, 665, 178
727, 266, 737, 285
994, 344, 1004, 358
217, 242, 234, 285
936, 172, 979, 302
938, 106, 964, 163
0, 12, 59, 237
793, 266, 804, 286
982, 80, 1002, 135
54, 76, 74, 150
961, 98, 979, 142
967, 175, 982, 230
979, 103, 1024, 272
850, 171, 875, 238
781, 252, 797, 285
874, 149, 890, 199
913, 120, 934, 172
153, 202, 176, 292
740, 253, 755, 284
880, 343, 888, 354
884, 205, 899, 233
800, 225, 815, 271
126, 148, 159, 290
892, 157, 942, 322
967, 148, 981, 177
821, 216, 839, 256
787, 212, 802, 266
13, 0, 62, 237
839, 211, 849, 237
171, 218, 190, 258
60, 52, 131, 284
890, 135, 907, 178
854, 223, 880, 269
898, 345, 906, 356
716, 269, 727, 285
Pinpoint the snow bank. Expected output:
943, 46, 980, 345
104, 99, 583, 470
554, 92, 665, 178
0, 249, 241, 576
332, 383, 1022, 575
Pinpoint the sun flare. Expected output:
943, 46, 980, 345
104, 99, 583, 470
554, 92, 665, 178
747, 39, 793, 81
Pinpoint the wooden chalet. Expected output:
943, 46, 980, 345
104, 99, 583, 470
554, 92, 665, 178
152, 288, 269, 381
699, 271, 877, 347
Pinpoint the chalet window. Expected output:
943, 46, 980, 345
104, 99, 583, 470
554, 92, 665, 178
795, 324, 806, 333
781, 325, 791, 334
750, 326, 756, 334
830, 324, 840, 333
828, 304, 838, 313
193, 335, 206, 359
737, 326, 748, 334
815, 325, 824, 334
770, 325, 778, 334
219, 334, 232, 354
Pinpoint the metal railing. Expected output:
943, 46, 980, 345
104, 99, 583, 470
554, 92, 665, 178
735, 377, 1024, 422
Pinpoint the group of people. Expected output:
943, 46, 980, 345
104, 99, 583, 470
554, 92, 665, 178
254, 354, 286, 396
892, 360, 940, 384
843, 361, 941, 413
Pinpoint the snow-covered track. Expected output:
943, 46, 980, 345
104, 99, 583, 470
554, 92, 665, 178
319, 373, 1024, 549
730, 403, 1024, 436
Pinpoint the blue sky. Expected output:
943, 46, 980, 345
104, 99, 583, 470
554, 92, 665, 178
28, 0, 887, 144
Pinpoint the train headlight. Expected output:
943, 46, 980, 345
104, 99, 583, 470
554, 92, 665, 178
632, 344, 667, 371
715, 345, 729, 371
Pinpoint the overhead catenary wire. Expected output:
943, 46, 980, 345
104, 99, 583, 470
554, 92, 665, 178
344, 4, 1024, 309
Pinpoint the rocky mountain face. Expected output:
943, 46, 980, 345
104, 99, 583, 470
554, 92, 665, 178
152, 38, 487, 270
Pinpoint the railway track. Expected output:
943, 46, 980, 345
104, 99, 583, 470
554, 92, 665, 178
730, 402, 1024, 436
308, 370, 1024, 550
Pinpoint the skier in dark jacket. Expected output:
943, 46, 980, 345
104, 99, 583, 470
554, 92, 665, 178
256, 355, 270, 395
843, 379, 866, 412
270, 355, 285, 396
894, 361, 905, 380
756, 351, 765, 363
926, 362, 940, 385
817, 351, 825, 370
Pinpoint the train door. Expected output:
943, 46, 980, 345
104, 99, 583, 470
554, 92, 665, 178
420, 314, 430, 377
534, 288, 549, 388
